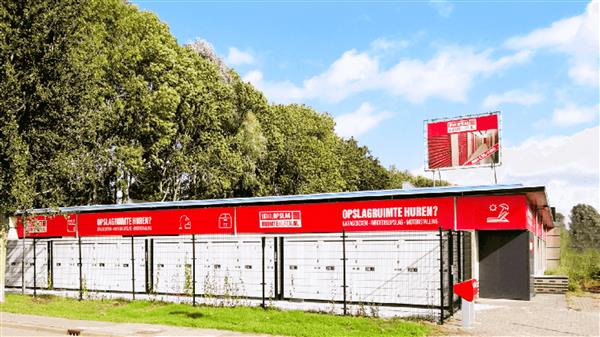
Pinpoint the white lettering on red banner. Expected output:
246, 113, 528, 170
259, 211, 302, 228
341, 205, 440, 227
447, 119, 477, 133
96, 216, 153, 232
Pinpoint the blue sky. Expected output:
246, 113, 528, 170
133, 0, 599, 216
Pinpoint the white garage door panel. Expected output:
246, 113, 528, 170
154, 238, 192, 294
5, 240, 48, 289
52, 240, 79, 289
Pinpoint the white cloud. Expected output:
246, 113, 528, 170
551, 103, 598, 127
370, 37, 410, 51
482, 89, 543, 109
224, 47, 254, 66
382, 47, 530, 103
247, 46, 530, 104
243, 70, 307, 103
505, 1, 599, 86
242, 70, 262, 83
334, 102, 392, 138
426, 126, 600, 216
429, 0, 454, 18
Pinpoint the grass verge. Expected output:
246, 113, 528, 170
546, 229, 600, 292
0, 294, 432, 337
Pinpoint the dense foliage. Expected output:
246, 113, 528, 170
547, 205, 600, 291
550, 227, 600, 292
0, 0, 445, 217
569, 204, 600, 251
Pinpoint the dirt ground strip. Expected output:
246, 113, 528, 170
442, 293, 599, 336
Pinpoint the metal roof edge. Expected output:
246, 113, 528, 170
18, 183, 549, 215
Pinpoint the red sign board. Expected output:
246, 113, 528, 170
236, 197, 455, 234
17, 194, 541, 238
453, 279, 478, 302
456, 195, 528, 230
425, 112, 501, 170
16, 214, 77, 238
17, 197, 455, 238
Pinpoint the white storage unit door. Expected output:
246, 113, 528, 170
196, 235, 275, 298
28, 240, 49, 288
346, 232, 440, 306
5, 241, 25, 287
153, 237, 193, 294
52, 239, 80, 289
284, 234, 344, 301
81, 237, 146, 292
6, 240, 49, 289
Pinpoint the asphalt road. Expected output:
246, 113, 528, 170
1, 324, 66, 336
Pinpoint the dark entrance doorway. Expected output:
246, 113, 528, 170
478, 230, 531, 300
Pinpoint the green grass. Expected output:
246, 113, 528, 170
0, 294, 432, 337
545, 230, 600, 292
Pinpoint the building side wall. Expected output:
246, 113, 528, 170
546, 227, 561, 270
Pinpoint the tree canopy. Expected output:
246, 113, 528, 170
569, 204, 600, 251
0, 0, 444, 217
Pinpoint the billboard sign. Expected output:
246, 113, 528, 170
425, 112, 501, 170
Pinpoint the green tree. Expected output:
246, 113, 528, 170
569, 204, 600, 251
336, 138, 389, 191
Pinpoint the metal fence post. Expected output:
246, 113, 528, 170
33, 237, 36, 296
131, 236, 135, 300
448, 230, 454, 316
192, 234, 196, 306
78, 235, 83, 301
261, 237, 266, 309
438, 227, 444, 325
342, 230, 347, 316
456, 232, 464, 280
21, 215, 26, 295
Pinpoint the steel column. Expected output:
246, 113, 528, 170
192, 234, 196, 306
78, 235, 83, 300
439, 227, 444, 324
131, 236, 135, 300
33, 237, 36, 296
342, 230, 347, 316
261, 237, 266, 309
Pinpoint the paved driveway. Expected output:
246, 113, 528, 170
444, 293, 599, 336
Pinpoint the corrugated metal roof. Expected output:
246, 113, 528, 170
20, 183, 547, 215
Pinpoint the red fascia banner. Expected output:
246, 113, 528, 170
456, 195, 528, 230
17, 197, 455, 238
236, 197, 455, 234
526, 208, 535, 233
16, 214, 77, 238
77, 207, 236, 237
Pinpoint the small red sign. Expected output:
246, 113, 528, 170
453, 279, 478, 302
456, 195, 528, 230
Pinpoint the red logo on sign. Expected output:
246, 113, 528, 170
179, 215, 192, 230
259, 211, 302, 228
218, 213, 233, 229
486, 203, 509, 223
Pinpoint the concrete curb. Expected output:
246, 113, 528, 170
1, 320, 121, 336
